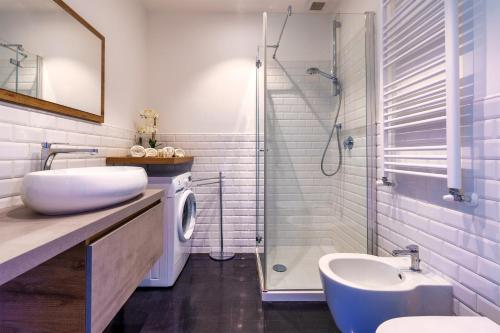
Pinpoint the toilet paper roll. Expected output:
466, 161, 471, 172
163, 146, 175, 158
130, 145, 146, 158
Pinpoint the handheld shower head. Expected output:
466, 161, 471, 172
306, 67, 338, 82
306, 67, 320, 75
287, 5, 292, 16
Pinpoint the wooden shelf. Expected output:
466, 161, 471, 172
106, 156, 194, 165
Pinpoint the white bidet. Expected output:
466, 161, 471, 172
319, 253, 453, 333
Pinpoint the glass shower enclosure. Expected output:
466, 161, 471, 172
256, 10, 377, 296
0, 40, 42, 98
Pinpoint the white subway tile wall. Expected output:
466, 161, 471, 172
0, 103, 135, 209
334, 27, 369, 253
265, 59, 338, 248
156, 129, 365, 255
264, 56, 368, 252
157, 133, 257, 254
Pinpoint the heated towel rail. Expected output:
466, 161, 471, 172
380, 0, 476, 205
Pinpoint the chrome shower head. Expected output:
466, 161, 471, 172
287, 5, 292, 16
306, 67, 338, 81
306, 67, 320, 75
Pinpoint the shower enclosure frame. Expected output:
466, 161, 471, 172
255, 11, 378, 301
0, 43, 42, 99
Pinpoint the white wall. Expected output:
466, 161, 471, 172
146, 12, 336, 134
266, 13, 332, 61
66, 0, 148, 130
147, 12, 261, 134
0, 0, 147, 208
333, 0, 379, 13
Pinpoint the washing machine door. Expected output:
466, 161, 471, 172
177, 189, 196, 242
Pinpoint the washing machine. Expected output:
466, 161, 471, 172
141, 172, 196, 287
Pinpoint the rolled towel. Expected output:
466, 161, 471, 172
145, 148, 158, 157
130, 145, 146, 157
174, 148, 185, 158
163, 146, 175, 158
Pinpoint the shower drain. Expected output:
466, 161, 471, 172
273, 264, 287, 272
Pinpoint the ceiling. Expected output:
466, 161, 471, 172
140, 0, 340, 14
0, 0, 61, 12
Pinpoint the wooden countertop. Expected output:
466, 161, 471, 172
106, 156, 194, 165
0, 188, 164, 286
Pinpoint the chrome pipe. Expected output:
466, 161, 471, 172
332, 19, 341, 96
209, 172, 234, 261
271, 5, 292, 59
192, 176, 226, 182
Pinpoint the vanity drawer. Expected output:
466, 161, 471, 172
86, 202, 163, 333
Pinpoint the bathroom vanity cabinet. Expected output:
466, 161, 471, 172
0, 189, 164, 333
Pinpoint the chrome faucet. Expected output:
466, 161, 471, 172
392, 244, 421, 271
41, 142, 98, 170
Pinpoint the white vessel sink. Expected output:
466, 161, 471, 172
319, 253, 453, 333
21, 166, 148, 215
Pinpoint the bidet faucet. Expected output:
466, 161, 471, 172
41, 142, 98, 170
392, 244, 421, 271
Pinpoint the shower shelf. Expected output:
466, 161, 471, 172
381, 0, 477, 205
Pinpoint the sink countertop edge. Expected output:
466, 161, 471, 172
0, 188, 164, 286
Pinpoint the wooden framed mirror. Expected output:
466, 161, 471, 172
0, 0, 105, 123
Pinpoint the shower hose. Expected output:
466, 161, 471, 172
320, 88, 342, 177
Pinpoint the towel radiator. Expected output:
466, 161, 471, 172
380, 0, 477, 205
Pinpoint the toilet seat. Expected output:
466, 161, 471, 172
376, 316, 500, 333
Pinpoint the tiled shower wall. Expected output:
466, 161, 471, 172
263, 39, 369, 252
331, 24, 369, 253
377, 0, 500, 323
265, 59, 336, 247
0, 103, 134, 209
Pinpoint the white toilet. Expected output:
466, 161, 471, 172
376, 316, 500, 333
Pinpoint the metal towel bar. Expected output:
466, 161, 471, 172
192, 172, 234, 261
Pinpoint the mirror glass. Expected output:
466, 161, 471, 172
0, 0, 104, 121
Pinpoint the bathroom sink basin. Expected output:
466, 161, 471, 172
319, 253, 452, 333
21, 166, 148, 215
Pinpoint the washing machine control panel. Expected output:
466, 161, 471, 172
173, 173, 192, 192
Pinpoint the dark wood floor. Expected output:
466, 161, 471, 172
105, 254, 340, 333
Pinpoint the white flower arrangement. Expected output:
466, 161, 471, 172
137, 109, 160, 148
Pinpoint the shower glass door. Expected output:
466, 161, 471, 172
0, 41, 18, 93
256, 13, 267, 284
261, 12, 374, 291
0, 40, 41, 98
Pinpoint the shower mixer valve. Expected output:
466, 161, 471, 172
343, 136, 354, 150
